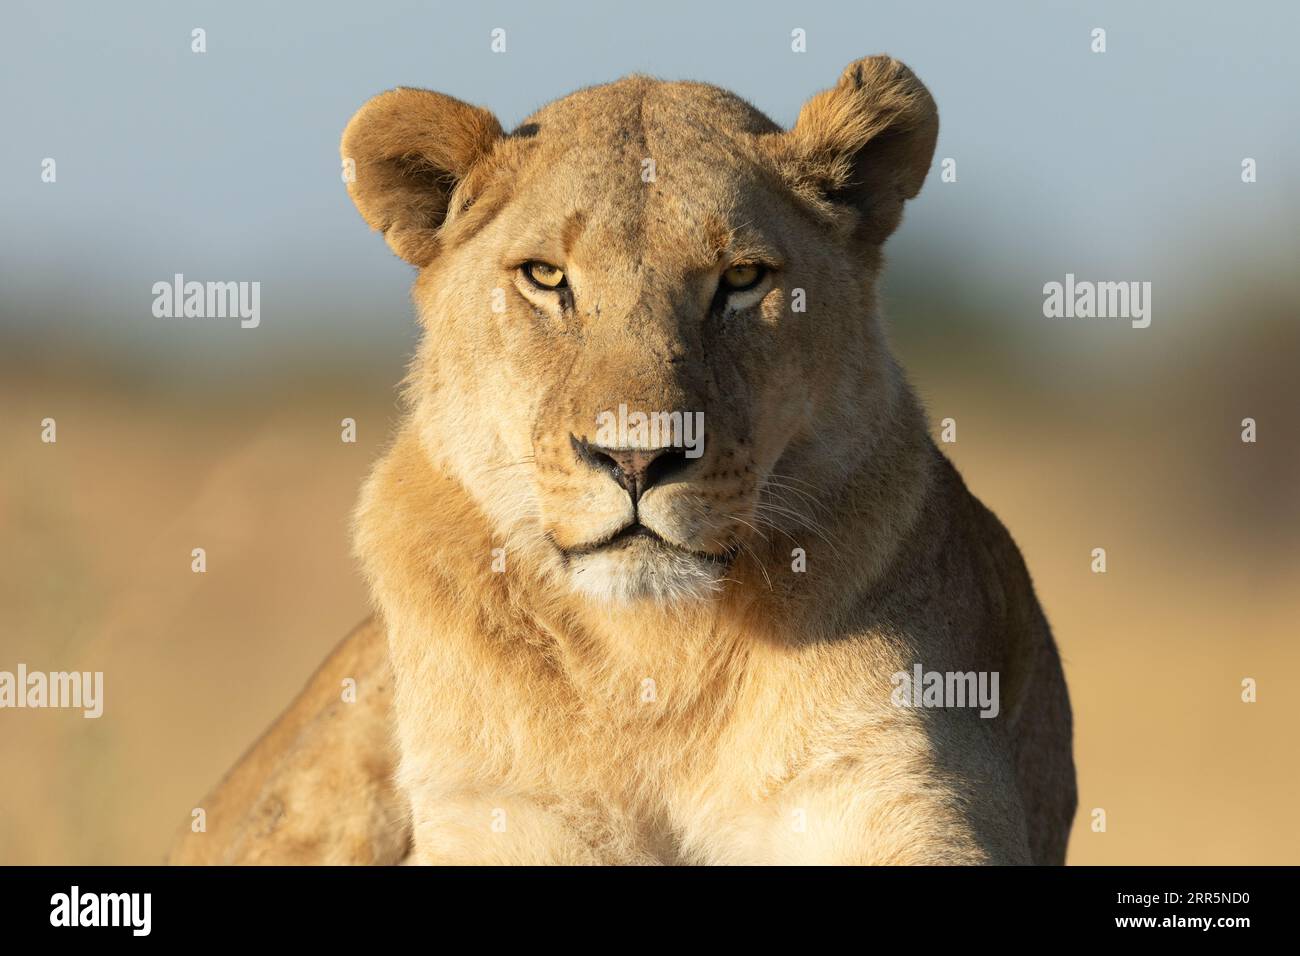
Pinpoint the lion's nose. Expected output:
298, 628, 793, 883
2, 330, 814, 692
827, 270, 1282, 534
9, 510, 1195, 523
570, 435, 690, 504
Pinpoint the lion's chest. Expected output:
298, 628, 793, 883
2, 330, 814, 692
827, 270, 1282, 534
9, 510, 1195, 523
393, 625, 798, 863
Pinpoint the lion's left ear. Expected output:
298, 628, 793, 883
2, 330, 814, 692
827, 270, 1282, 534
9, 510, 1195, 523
777, 56, 938, 243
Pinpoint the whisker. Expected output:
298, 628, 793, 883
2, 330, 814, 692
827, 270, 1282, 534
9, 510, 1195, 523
730, 530, 773, 592
485, 456, 537, 474
753, 503, 841, 555
759, 477, 832, 517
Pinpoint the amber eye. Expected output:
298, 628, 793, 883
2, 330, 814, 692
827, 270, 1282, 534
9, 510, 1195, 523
721, 263, 764, 292
523, 261, 567, 289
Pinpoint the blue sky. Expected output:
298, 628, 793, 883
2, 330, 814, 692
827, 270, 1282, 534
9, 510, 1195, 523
3, 0, 1297, 363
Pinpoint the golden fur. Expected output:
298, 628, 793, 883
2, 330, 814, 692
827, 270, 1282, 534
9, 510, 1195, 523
168, 620, 408, 864
170, 56, 1076, 865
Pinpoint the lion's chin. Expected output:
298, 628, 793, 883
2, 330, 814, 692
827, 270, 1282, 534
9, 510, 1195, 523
565, 537, 728, 605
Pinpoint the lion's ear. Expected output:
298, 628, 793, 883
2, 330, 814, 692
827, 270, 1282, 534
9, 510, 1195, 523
781, 56, 938, 243
341, 88, 503, 267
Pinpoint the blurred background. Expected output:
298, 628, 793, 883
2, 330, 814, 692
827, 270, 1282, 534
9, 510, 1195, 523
1, 0, 1297, 864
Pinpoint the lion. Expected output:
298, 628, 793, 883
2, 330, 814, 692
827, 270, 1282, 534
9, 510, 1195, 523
170, 56, 1076, 866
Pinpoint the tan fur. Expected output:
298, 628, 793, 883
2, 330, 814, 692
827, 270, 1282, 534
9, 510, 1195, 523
167, 620, 409, 864
173, 56, 1075, 865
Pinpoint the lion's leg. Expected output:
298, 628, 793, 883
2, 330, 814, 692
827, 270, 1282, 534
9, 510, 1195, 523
168, 619, 410, 865
747, 777, 1028, 865
406, 793, 602, 865
698, 721, 1033, 865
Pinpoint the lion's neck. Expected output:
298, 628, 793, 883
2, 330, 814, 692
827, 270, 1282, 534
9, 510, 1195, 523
744, 372, 937, 619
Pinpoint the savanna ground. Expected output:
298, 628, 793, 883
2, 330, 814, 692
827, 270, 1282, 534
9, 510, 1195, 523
1, 306, 1296, 864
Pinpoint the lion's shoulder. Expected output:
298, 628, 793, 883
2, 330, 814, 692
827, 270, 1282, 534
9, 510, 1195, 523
167, 618, 409, 865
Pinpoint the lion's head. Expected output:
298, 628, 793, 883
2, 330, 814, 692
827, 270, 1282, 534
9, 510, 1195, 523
343, 56, 937, 604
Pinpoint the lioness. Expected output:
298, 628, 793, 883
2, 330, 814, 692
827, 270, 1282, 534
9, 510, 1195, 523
171, 56, 1076, 865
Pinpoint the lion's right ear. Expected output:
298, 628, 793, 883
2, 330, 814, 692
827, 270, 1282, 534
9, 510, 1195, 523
341, 88, 503, 267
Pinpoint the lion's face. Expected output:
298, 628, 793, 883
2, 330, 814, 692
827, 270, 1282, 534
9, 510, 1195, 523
344, 60, 938, 604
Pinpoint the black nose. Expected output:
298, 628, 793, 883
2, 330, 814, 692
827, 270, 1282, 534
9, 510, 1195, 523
571, 435, 691, 504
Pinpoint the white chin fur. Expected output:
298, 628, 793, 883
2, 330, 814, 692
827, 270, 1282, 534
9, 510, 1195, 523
567, 543, 726, 604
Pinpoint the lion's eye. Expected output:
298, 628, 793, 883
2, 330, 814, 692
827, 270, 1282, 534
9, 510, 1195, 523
721, 264, 764, 292
523, 261, 567, 289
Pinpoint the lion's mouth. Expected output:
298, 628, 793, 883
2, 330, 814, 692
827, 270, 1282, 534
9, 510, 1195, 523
562, 522, 733, 565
